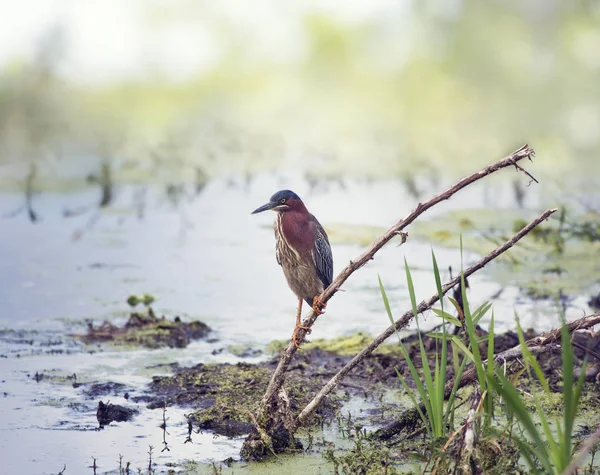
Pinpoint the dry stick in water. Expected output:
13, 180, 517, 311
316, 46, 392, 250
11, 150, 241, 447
258, 144, 536, 414
375, 311, 600, 441
293, 207, 556, 430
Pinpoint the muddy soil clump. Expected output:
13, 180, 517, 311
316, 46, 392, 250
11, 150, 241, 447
73, 308, 211, 349
96, 400, 139, 427
143, 326, 600, 445
148, 351, 347, 439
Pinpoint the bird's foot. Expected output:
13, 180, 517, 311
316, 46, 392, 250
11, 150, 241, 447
312, 296, 326, 315
292, 324, 312, 348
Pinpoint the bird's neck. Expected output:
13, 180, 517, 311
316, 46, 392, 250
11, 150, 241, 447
278, 211, 313, 251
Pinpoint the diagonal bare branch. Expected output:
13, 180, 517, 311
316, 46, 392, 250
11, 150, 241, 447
258, 144, 536, 414
293, 207, 556, 430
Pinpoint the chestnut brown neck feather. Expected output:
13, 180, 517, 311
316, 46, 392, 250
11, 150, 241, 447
279, 209, 314, 252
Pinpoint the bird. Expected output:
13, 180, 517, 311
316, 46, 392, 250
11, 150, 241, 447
252, 190, 333, 347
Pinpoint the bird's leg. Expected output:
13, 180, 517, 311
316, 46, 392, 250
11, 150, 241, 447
312, 295, 326, 315
292, 298, 311, 348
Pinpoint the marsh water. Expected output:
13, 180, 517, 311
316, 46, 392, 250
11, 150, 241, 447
0, 173, 597, 474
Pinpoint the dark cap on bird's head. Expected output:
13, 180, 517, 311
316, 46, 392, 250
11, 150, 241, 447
251, 190, 303, 214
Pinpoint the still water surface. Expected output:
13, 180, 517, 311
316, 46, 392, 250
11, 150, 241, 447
0, 175, 588, 474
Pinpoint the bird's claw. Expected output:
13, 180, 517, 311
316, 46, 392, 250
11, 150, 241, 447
292, 324, 312, 348
312, 296, 326, 315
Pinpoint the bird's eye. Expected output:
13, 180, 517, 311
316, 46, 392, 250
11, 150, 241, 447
280, 198, 286, 204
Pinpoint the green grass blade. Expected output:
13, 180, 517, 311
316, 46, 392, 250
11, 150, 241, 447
431, 250, 445, 430
431, 249, 444, 313
451, 336, 475, 362
444, 353, 468, 428
438, 322, 448, 435
485, 311, 495, 426
394, 367, 432, 439
510, 434, 545, 475
462, 273, 486, 389
450, 338, 462, 425
379, 274, 435, 438
487, 312, 495, 367
428, 332, 454, 340
397, 340, 435, 437
378, 275, 397, 336
533, 397, 559, 467
404, 259, 435, 403
472, 301, 493, 326
431, 308, 462, 326
404, 257, 420, 330
569, 357, 587, 466
377, 276, 428, 410
560, 313, 583, 468
432, 352, 442, 436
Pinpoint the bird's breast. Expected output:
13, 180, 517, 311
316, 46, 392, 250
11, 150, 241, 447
274, 214, 323, 300
278, 212, 314, 252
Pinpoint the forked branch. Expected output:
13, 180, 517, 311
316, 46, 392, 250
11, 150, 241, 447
293, 207, 556, 430
258, 144, 536, 414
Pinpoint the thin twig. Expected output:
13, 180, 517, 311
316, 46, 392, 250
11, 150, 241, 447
258, 144, 536, 416
508, 153, 539, 185
569, 340, 600, 362
293, 208, 556, 431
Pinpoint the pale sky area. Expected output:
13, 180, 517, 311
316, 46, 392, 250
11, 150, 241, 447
0, 0, 414, 83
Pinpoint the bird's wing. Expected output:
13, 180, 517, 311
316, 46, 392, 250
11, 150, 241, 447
313, 219, 333, 288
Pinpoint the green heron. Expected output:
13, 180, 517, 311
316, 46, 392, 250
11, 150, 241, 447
252, 190, 333, 347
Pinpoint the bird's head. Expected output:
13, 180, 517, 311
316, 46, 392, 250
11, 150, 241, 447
251, 190, 305, 214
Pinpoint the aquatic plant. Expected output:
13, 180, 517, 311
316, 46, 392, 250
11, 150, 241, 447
378, 252, 466, 440
489, 313, 588, 474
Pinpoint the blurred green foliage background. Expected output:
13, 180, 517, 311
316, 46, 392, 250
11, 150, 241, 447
0, 0, 599, 189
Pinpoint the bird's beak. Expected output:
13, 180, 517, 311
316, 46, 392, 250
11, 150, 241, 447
251, 201, 278, 214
